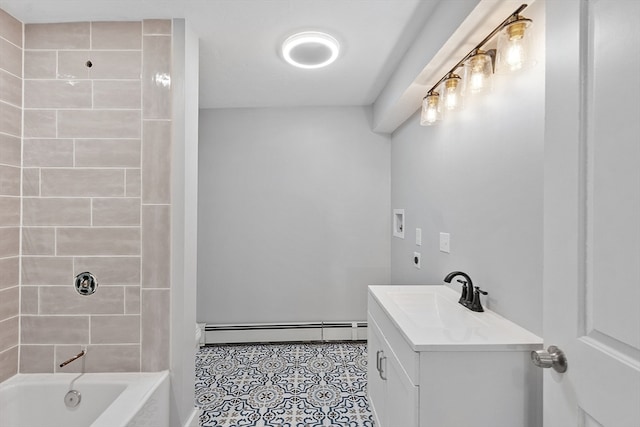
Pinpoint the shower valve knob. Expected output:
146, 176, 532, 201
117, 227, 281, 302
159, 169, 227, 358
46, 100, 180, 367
74, 272, 98, 296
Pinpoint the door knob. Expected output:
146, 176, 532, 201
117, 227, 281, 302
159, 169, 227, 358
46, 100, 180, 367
531, 345, 567, 373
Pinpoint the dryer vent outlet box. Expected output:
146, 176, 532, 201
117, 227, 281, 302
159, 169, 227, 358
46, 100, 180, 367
393, 209, 405, 239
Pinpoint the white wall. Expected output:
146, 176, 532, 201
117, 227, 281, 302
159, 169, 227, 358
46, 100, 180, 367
170, 19, 199, 427
198, 106, 390, 324
389, 0, 545, 335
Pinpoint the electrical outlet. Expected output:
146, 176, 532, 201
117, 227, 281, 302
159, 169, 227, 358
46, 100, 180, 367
413, 252, 421, 269
439, 232, 450, 253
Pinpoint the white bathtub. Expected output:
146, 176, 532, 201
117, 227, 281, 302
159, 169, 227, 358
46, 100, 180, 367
0, 371, 169, 427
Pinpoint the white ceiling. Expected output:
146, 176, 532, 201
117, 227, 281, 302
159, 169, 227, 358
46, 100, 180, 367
0, 0, 441, 109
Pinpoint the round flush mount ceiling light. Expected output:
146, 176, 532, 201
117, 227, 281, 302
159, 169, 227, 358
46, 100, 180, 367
282, 31, 340, 69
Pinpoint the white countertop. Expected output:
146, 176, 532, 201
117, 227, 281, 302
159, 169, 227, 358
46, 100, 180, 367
369, 285, 542, 351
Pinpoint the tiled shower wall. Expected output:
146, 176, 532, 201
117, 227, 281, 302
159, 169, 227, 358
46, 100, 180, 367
0, 9, 22, 383
19, 19, 172, 373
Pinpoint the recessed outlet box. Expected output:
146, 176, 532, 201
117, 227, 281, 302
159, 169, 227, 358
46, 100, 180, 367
413, 252, 421, 269
415, 228, 422, 246
439, 232, 450, 253
393, 209, 405, 239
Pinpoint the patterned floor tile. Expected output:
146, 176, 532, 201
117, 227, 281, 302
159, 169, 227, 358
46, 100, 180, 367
195, 342, 374, 427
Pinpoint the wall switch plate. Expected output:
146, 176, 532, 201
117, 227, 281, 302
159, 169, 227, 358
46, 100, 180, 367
413, 252, 421, 269
439, 232, 450, 253
416, 228, 422, 246
393, 209, 405, 239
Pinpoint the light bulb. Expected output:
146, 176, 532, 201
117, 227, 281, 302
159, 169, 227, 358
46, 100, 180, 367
420, 93, 440, 126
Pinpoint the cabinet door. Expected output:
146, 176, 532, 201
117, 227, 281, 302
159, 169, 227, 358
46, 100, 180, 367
367, 317, 386, 426
384, 349, 419, 427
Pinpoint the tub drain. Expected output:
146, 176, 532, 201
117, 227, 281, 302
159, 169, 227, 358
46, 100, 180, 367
64, 390, 81, 408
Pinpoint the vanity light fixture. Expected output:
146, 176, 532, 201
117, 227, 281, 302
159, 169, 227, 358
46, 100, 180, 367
420, 3, 533, 126
282, 31, 340, 69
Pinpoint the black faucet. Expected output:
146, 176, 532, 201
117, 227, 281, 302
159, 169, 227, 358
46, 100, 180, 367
443, 271, 489, 312
443, 271, 474, 307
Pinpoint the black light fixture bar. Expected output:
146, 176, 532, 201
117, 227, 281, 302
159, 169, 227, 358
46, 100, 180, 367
425, 3, 529, 96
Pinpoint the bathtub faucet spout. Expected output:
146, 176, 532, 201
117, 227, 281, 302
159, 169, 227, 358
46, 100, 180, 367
59, 348, 87, 368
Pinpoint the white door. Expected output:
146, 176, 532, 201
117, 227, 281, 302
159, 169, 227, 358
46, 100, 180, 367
544, 0, 640, 425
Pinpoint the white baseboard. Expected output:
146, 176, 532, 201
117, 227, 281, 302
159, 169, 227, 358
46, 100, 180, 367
203, 321, 367, 344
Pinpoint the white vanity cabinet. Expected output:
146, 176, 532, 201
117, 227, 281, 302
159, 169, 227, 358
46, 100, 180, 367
367, 285, 543, 427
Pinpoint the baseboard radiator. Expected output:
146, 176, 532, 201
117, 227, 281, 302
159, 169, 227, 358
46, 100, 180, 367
203, 321, 367, 344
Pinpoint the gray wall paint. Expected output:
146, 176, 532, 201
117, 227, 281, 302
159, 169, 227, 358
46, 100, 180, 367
198, 106, 390, 324
389, 1, 545, 336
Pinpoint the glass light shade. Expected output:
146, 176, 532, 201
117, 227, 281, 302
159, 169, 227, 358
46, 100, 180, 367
440, 74, 462, 112
496, 17, 533, 72
462, 50, 493, 95
420, 92, 441, 126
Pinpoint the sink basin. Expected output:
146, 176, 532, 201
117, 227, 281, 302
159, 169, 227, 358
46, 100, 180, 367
368, 285, 542, 351
386, 291, 487, 329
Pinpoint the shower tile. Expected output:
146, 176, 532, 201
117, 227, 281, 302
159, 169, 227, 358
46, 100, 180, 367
0, 70, 21, 106
20, 345, 55, 373
0, 257, 18, 290
141, 289, 169, 371
0, 317, 18, 353
125, 286, 141, 314
0, 38, 22, 77
56, 344, 140, 373
21, 315, 90, 344
143, 19, 171, 35
0, 9, 22, 47
57, 51, 91, 79
22, 168, 40, 197
0, 228, 19, 258
24, 79, 92, 109
23, 197, 91, 226
25, 22, 90, 49
142, 120, 171, 203
23, 139, 74, 167
94, 80, 141, 109
22, 228, 56, 255
0, 287, 18, 320
141, 205, 170, 288
0, 134, 21, 166
142, 35, 171, 119
0, 346, 18, 383
20, 286, 38, 315
91, 315, 140, 343
74, 257, 140, 285
22, 257, 73, 286
0, 196, 19, 226
92, 198, 140, 226
57, 227, 140, 256
58, 110, 141, 138
0, 101, 21, 137
39, 286, 125, 315
126, 169, 141, 197
87, 51, 142, 79
92, 22, 142, 50
24, 51, 56, 78
41, 168, 125, 197
0, 165, 20, 196
75, 139, 141, 168
23, 110, 56, 138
